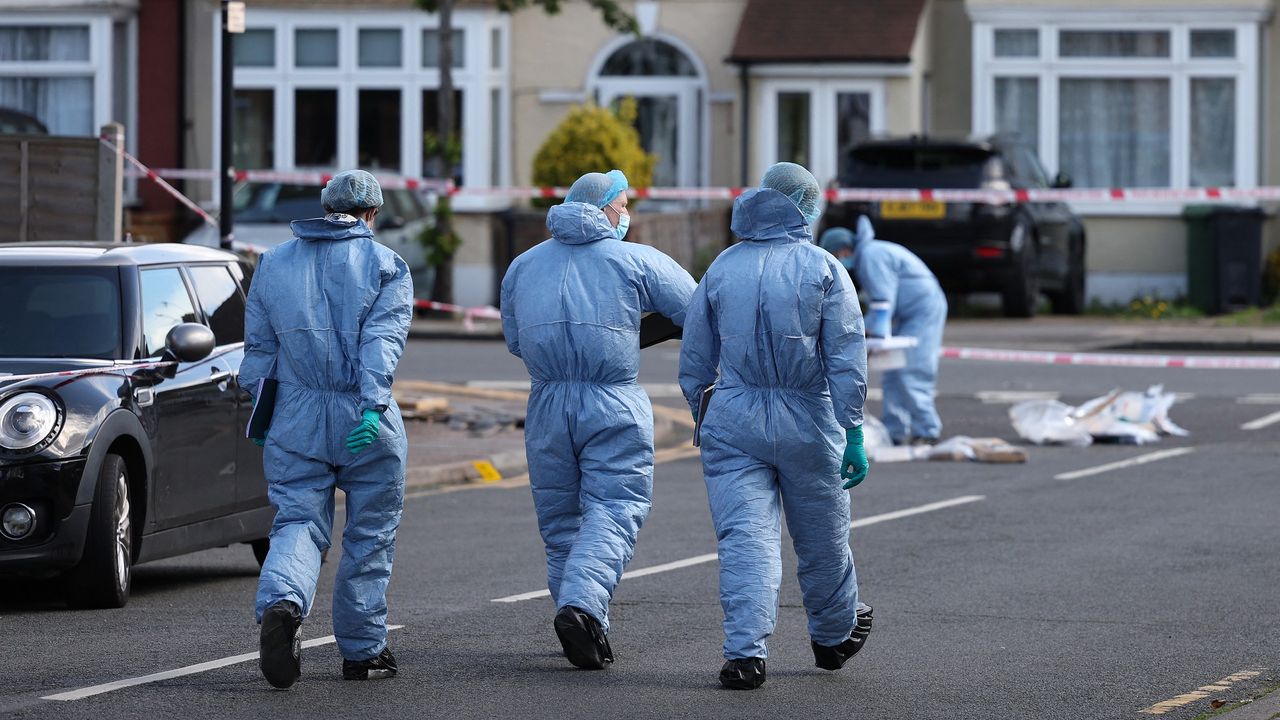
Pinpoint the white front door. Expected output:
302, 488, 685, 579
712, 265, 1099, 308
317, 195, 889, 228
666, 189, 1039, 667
760, 79, 886, 188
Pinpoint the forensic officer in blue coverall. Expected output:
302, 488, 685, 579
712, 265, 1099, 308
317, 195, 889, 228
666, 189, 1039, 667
820, 216, 948, 445
680, 162, 873, 690
241, 170, 413, 689
500, 169, 696, 670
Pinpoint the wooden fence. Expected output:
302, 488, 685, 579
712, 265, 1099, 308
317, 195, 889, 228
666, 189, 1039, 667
0, 123, 123, 243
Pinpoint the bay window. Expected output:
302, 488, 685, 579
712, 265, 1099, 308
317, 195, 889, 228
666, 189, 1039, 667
973, 16, 1259, 212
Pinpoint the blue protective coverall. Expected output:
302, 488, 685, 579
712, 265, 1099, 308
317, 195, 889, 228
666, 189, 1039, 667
848, 216, 948, 442
678, 188, 869, 661
500, 201, 696, 631
240, 214, 413, 662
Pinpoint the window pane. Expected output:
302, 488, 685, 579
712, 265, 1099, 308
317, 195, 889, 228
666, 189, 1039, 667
234, 28, 274, 67
188, 266, 245, 346
140, 268, 200, 358
359, 89, 401, 171
422, 89, 463, 182
836, 92, 870, 181
1191, 30, 1235, 58
233, 89, 274, 169
776, 92, 809, 167
0, 25, 89, 62
359, 29, 401, 68
994, 29, 1038, 58
995, 77, 1039, 153
0, 267, 121, 359
600, 38, 697, 76
421, 29, 465, 68
628, 96, 680, 186
295, 28, 338, 67
1191, 78, 1235, 187
1059, 78, 1170, 187
295, 89, 337, 167
490, 27, 501, 69
1059, 30, 1169, 58
0, 77, 93, 134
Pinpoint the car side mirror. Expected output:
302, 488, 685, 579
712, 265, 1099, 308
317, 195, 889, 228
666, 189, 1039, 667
1052, 172, 1073, 189
163, 323, 215, 364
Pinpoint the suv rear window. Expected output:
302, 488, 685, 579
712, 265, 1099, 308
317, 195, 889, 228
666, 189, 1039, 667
235, 183, 324, 223
842, 145, 995, 189
0, 267, 122, 359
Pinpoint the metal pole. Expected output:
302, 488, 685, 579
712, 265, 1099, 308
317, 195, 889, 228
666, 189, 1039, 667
219, 0, 234, 250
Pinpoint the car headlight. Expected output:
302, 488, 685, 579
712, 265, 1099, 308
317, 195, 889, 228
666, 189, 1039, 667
0, 393, 61, 451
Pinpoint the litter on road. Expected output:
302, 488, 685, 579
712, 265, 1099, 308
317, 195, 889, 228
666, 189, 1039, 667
1010, 385, 1190, 446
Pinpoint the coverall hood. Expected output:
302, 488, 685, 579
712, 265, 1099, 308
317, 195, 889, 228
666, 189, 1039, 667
852, 215, 876, 250
730, 188, 812, 244
289, 215, 375, 242
547, 202, 617, 246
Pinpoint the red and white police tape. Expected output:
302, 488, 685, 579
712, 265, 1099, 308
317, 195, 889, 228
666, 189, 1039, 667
415, 300, 503, 332
121, 164, 1280, 205
0, 360, 175, 387
939, 346, 1280, 370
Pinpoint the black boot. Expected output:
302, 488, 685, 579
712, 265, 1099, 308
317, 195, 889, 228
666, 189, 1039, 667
343, 647, 398, 680
719, 658, 766, 690
259, 600, 303, 689
812, 603, 873, 671
553, 605, 614, 670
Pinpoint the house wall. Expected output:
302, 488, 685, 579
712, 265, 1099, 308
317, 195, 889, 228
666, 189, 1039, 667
508, 0, 747, 189
927, 0, 973, 138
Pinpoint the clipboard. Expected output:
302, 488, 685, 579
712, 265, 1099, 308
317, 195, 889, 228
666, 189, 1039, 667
245, 377, 278, 442
693, 385, 714, 447
639, 313, 682, 349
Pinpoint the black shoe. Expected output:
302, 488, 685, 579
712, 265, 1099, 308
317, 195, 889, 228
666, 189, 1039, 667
910, 437, 940, 447
812, 604, 873, 671
259, 600, 303, 689
553, 605, 614, 670
719, 658, 766, 690
342, 647, 398, 680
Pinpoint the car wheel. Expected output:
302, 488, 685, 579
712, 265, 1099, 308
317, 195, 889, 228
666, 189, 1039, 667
65, 454, 132, 609
1001, 225, 1039, 318
251, 538, 270, 568
1050, 238, 1087, 315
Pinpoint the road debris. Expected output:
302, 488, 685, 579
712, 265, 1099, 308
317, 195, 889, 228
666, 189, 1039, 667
1010, 385, 1189, 446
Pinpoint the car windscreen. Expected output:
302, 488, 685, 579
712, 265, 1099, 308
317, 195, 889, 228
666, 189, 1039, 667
0, 267, 122, 359
234, 183, 325, 223
841, 145, 994, 189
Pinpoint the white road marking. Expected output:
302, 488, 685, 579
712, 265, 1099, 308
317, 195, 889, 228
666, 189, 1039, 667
1241, 409, 1280, 431
490, 495, 986, 603
1238, 394, 1280, 404
1053, 447, 1195, 481
42, 625, 404, 701
976, 390, 1060, 404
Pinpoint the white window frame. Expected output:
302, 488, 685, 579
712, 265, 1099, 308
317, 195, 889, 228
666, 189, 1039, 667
0, 14, 114, 136
756, 77, 886, 190
972, 12, 1261, 216
213, 9, 511, 211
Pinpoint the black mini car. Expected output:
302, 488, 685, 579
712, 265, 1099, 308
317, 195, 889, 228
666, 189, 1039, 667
0, 242, 272, 608
823, 136, 1087, 318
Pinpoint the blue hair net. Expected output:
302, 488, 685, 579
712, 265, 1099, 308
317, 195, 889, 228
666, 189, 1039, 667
321, 169, 384, 213
564, 169, 629, 208
819, 226, 856, 254
761, 162, 820, 223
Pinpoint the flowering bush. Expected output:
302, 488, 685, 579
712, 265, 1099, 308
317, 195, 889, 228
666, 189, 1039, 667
532, 99, 656, 206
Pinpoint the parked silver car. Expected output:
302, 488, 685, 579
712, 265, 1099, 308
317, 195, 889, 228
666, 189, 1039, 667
185, 182, 435, 297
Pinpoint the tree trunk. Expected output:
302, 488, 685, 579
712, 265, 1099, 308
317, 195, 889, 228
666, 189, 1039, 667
431, 0, 456, 305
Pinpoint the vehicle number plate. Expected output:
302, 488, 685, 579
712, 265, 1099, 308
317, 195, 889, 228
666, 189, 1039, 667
879, 200, 946, 220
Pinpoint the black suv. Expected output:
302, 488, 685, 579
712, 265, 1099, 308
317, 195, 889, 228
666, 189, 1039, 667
0, 242, 272, 608
823, 136, 1086, 317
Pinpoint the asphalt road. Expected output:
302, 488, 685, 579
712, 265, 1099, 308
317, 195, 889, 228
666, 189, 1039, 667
3, 339, 1278, 719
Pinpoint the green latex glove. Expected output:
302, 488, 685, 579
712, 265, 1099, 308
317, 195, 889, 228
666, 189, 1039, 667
252, 433, 266, 448
345, 409, 383, 454
692, 407, 699, 423
841, 425, 869, 489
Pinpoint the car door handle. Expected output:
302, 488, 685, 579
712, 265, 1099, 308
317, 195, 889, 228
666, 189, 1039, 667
209, 368, 233, 384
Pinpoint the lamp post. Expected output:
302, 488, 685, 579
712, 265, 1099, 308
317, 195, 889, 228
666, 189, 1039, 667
220, 1, 245, 250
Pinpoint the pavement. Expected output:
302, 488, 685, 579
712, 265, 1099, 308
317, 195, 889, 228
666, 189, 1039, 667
409, 315, 1280, 352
